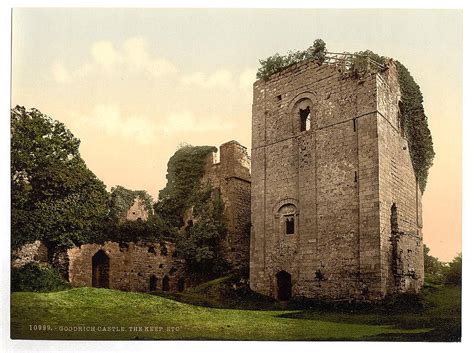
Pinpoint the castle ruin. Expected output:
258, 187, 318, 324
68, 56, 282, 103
250, 57, 424, 301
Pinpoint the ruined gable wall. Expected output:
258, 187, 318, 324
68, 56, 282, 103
67, 241, 186, 292
251, 60, 382, 300
125, 197, 149, 221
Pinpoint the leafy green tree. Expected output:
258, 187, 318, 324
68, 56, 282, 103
423, 245, 446, 284
174, 186, 228, 276
444, 254, 462, 286
11, 106, 109, 249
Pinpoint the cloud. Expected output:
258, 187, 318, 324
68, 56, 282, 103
70, 105, 236, 143
52, 37, 177, 82
161, 111, 235, 135
71, 105, 157, 144
181, 68, 256, 90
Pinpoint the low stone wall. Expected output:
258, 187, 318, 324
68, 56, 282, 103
11, 240, 49, 268
67, 241, 187, 293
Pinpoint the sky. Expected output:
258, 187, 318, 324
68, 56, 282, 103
11, 8, 462, 261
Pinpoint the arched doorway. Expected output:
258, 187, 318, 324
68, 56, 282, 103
177, 277, 185, 292
276, 270, 292, 301
149, 275, 158, 291
92, 250, 109, 288
162, 275, 170, 291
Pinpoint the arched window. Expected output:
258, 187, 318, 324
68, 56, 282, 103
300, 106, 311, 131
277, 203, 297, 236
149, 275, 158, 291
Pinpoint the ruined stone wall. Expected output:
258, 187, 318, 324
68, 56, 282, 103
250, 59, 423, 301
67, 241, 187, 292
377, 65, 424, 294
11, 240, 49, 268
203, 141, 251, 272
125, 197, 149, 221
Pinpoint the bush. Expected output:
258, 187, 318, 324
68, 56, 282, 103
11, 262, 70, 292
444, 254, 461, 286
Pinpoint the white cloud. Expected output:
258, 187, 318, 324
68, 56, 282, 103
51, 62, 71, 83
71, 105, 157, 144
71, 105, 235, 143
52, 37, 177, 82
161, 111, 235, 135
181, 68, 256, 90
91, 41, 120, 69
238, 69, 256, 90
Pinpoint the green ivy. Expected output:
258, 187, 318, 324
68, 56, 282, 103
256, 39, 326, 80
175, 185, 228, 276
155, 144, 217, 228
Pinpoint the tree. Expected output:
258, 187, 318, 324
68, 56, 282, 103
444, 254, 462, 286
423, 245, 446, 284
174, 186, 228, 276
11, 106, 109, 249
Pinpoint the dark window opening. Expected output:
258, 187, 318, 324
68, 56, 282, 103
132, 211, 136, 215
92, 250, 109, 288
276, 270, 292, 301
160, 243, 168, 256
353, 118, 357, 132
137, 217, 142, 222
162, 275, 170, 291
299, 106, 311, 132
277, 94, 282, 101
391, 203, 399, 234
149, 275, 158, 291
285, 216, 295, 235
354, 171, 358, 182
148, 246, 156, 254
177, 278, 185, 292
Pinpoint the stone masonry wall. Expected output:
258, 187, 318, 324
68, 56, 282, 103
250, 59, 423, 301
11, 240, 49, 268
202, 141, 251, 272
125, 197, 149, 222
67, 241, 187, 292
377, 64, 424, 294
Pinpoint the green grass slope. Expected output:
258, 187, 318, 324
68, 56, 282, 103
10, 282, 460, 341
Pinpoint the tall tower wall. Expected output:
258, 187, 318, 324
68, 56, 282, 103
250, 59, 423, 301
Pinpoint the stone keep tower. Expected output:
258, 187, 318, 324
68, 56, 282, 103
250, 57, 424, 301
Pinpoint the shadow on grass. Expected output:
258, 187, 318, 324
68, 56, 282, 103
154, 276, 461, 342
276, 285, 461, 342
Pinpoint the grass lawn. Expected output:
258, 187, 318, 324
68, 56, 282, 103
10, 281, 461, 341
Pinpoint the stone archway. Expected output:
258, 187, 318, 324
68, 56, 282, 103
162, 275, 170, 291
177, 277, 185, 292
276, 270, 292, 301
92, 250, 109, 288
149, 275, 158, 291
